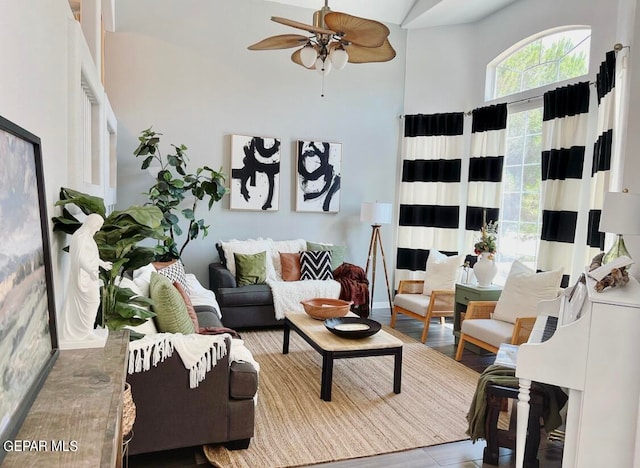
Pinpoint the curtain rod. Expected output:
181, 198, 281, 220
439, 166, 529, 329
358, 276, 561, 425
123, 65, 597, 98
400, 44, 627, 119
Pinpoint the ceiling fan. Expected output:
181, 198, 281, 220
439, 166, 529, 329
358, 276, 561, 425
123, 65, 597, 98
248, 0, 396, 77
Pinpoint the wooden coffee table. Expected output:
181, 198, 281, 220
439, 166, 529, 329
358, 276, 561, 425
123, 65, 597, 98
283, 310, 403, 401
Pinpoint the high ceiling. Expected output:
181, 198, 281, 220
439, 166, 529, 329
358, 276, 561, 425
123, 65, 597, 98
263, 0, 519, 28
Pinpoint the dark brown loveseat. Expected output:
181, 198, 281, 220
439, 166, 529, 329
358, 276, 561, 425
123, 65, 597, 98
126, 308, 258, 455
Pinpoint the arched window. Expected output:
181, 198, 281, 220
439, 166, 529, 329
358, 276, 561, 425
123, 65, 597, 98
486, 27, 591, 282
488, 27, 591, 100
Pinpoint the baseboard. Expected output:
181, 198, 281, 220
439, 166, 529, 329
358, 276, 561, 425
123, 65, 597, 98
371, 301, 392, 310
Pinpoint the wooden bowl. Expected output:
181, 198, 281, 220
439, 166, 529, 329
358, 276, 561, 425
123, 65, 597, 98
300, 298, 352, 320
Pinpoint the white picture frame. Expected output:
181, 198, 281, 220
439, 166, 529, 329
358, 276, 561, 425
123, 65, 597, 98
230, 135, 281, 211
295, 140, 342, 213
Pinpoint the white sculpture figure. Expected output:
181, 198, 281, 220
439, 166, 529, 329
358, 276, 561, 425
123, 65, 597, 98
59, 213, 112, 350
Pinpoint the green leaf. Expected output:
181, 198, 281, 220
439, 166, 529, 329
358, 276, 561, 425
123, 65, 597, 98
141, 156, 155, 170
167, 155, 178, 167
57, 187, 106, 217
135, 145, 149, 156
166, 213, 180, 225
181, 208, 194, 220
110, 205, 164, 229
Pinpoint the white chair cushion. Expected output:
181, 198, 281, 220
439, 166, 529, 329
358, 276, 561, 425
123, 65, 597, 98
461, 318, 514, 349
493, 260, 563, 324
422, 250, 464, 296
393, 293, 432, 317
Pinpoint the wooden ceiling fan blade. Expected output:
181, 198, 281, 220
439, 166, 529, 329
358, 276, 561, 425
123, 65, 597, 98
324, 12, 389, 48
248, 34, 309, 50
271, 16, 335, 36
345, 40, 396, 64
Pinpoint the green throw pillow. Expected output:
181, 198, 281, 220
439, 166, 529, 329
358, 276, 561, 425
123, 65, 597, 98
306, 241, 346, 271
235, 251, 267, 287
149, 272, 196, 334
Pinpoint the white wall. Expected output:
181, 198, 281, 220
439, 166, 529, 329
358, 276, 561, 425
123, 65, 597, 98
105, 0, 407, 296
406, 0, 618, 111
0, 0, 75, 317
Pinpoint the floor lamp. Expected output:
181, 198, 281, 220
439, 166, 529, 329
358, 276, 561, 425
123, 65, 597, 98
360, 202, 394, 312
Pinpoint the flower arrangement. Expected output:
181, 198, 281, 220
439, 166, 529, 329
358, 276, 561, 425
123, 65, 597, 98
474, 220, 498, 258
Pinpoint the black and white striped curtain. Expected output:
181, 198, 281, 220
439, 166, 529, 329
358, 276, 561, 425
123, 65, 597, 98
396, 113, 464, 283
464, 104, 507, 247
537, 81, 591, 286
586, 51, 616, 261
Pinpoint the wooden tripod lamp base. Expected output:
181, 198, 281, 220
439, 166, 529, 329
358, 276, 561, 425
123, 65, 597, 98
360, 202, 394, 312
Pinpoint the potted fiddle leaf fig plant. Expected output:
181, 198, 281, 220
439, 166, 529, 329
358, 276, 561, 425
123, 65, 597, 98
133, 127, 228, 261
52, 187, 166, 330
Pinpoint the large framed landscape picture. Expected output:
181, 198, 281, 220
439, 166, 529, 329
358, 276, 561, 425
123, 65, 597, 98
0, 115, 58, 462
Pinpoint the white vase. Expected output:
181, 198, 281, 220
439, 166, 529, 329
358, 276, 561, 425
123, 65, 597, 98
473, 252, 497, 287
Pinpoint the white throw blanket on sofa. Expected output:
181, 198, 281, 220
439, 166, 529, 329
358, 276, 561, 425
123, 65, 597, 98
128, 333, 229, 388
266, 279, 341, 320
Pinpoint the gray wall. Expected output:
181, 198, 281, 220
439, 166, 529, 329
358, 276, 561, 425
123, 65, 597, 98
105, 0, 407, 296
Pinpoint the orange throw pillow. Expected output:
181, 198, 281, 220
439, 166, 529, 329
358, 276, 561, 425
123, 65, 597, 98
173, 281, 199, 331
279, 252, 301, 281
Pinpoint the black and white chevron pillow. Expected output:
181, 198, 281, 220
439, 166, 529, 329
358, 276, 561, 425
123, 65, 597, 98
299, 250, 333, 280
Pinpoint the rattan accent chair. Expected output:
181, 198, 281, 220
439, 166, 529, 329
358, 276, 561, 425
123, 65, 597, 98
454, 300, 536, 361
391, 280, 455, 343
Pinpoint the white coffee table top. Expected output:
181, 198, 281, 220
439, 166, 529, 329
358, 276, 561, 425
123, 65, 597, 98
285, 310, 403, 351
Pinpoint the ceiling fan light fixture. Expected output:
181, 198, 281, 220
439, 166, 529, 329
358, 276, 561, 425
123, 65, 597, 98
315, 57, 332, 76
300, 44, 318, 68
329, 46, 348, 70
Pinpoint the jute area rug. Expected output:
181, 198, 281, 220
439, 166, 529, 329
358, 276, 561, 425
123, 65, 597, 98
204, 326, 480, 467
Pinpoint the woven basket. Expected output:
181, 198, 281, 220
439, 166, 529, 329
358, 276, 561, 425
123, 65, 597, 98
300, 298, 352, 320
122, 383, 136, 438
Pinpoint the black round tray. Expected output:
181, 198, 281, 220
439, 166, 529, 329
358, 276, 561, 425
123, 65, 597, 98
324, 317, 382, 339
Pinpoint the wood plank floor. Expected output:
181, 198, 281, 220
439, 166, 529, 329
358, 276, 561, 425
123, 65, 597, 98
128, 308, 564, 467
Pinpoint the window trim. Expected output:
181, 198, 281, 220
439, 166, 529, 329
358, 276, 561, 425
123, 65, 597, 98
485, 25, 592, 102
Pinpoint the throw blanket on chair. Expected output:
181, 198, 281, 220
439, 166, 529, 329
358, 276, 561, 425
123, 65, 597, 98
333, 263, 370, 317
466, 364, 568, 441
266, 279, 341, 320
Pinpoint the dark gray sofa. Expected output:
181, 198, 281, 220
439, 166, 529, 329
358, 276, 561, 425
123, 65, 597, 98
209, 262, 283, 329
126, 308, 258, 455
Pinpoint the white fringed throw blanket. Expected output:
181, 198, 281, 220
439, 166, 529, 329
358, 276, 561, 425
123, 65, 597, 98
128, 333, 229, 388
266, 279, 341, 320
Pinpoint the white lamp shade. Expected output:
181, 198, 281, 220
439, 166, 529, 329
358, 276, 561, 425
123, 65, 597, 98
330, 47, 349, 70
315, 57, 331, 76
599, 191, 640, 235
360, 202, 393, 225
300, 45, 317, 68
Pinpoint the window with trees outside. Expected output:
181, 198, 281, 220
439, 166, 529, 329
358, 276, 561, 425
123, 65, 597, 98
488, 27, 591, 282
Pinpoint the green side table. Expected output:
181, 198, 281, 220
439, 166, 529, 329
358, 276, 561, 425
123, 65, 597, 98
454, 283, 502, 347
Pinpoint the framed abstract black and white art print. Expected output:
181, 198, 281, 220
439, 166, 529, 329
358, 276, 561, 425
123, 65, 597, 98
295, 140, 342, 213
230, 135, 281, 211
